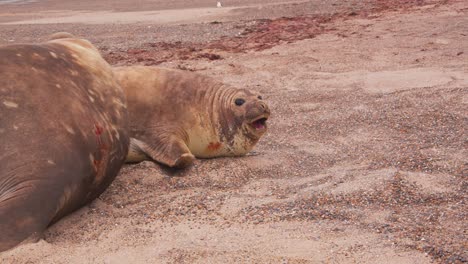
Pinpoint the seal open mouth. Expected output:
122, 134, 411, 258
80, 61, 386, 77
250, 116, 268, 131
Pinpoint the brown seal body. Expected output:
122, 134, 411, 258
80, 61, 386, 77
0, 36, 129, 252
114, 66, 270, 168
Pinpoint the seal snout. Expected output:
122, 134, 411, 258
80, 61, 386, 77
251, 116, 268, 130
246, 100, 270, 135
258, 101, 270, 114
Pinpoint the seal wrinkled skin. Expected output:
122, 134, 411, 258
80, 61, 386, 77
114, 66, 270, 168
0, 35, 129, 252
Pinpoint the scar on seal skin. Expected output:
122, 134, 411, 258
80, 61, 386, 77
114, 66, 271, 169
0, 33, 129, 252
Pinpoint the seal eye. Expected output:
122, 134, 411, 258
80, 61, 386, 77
258, 95, 263, 100
235, 98, 245, 106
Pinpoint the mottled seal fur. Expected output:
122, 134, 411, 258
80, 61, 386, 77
0, 35, 129, 252
114, 66, 270, 168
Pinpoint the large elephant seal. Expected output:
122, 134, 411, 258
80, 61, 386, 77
0, 35, 129, 252
114, 66, 270, 168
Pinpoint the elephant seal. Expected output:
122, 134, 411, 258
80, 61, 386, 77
0, 35, 129, 252
114, 66, 270, 168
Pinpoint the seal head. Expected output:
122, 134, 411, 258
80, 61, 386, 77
231, 90, 270, 140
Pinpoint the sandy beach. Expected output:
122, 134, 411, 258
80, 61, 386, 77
0, 0, 467, 263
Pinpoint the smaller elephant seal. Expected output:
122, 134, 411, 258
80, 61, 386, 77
114, 66, 270, 168
0, 34, 129, 252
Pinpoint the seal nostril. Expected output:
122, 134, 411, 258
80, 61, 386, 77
260, 102, 270, 114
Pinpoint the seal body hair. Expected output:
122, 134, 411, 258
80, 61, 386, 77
0, 36, 129, 251
48, 32, 75, 40
114, 66, 270, 168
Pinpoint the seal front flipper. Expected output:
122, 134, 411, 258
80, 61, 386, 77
0, 177, 56, 252
126, 138, 150, 163
127, 136, 195, 169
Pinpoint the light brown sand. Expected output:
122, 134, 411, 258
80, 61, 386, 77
0, 0, 467, 263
